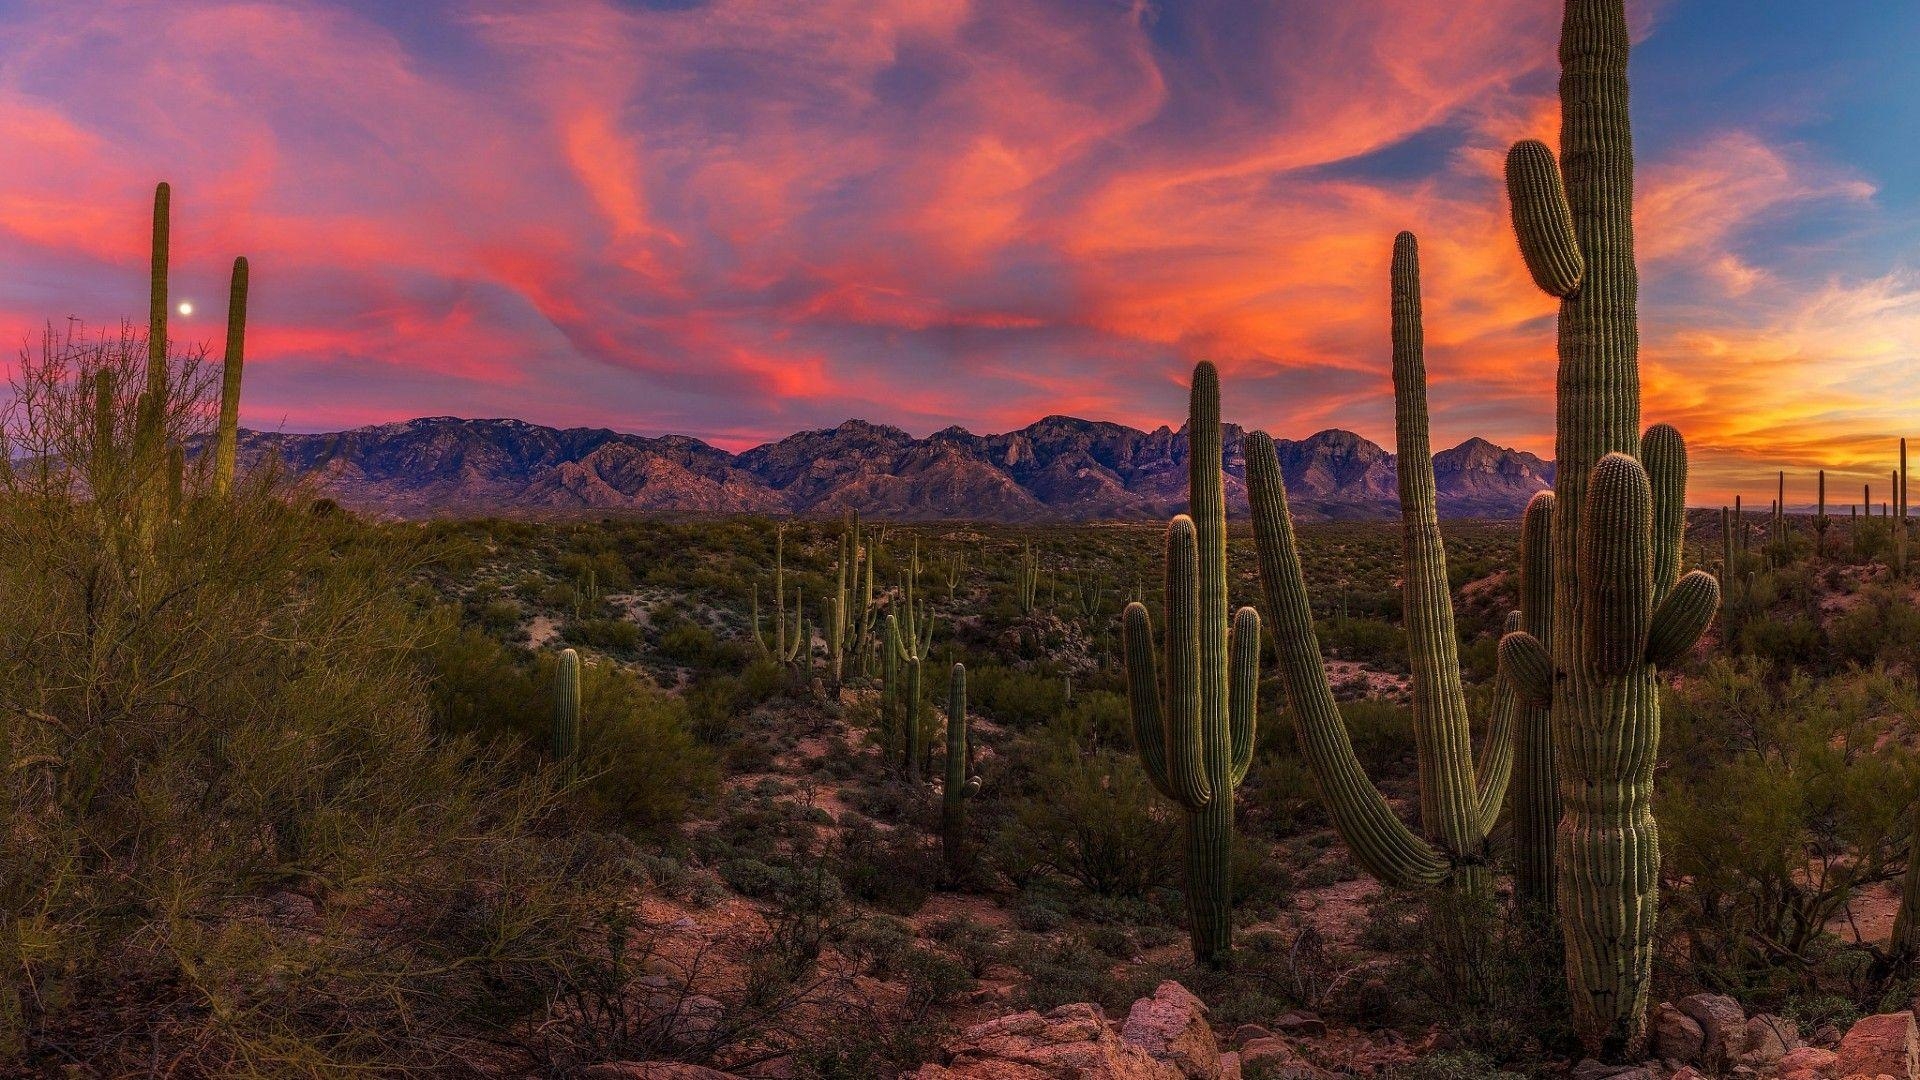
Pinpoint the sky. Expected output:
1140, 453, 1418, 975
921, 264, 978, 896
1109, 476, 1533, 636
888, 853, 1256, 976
0, 0, 1916, 506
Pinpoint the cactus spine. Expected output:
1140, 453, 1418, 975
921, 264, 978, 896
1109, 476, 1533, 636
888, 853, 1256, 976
942, 662, 981, 878
214, 257, 249, 495
1123, 361, 1258, 968
1499, 0, 1721, 1053
552, 647, 583, 783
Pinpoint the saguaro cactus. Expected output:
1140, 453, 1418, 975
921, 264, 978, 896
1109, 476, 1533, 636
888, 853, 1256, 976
214, 256, 250, 495
553, 647, 583, 784
942, 662, 982, 878
1498, 0, 1721, 1054
1246, 234, 1530, 925
1123, 361, 1259, 968
146, 182, 170, 414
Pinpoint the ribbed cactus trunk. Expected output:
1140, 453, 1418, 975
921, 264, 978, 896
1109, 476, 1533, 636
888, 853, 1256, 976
904, 653, 923, 781
942, 663, 981, 880
1816, 471, 1828, 557
1123, 362, 1258, 968
1502, 0, 1720, 1055
214, 257, 249, 496
553, 647, 583, 784
1512, 493, 1559, 912
146, 182, 170, 417
881, 613, 901, 754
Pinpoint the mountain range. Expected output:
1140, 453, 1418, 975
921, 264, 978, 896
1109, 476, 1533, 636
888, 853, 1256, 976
235, 415, 1554, 523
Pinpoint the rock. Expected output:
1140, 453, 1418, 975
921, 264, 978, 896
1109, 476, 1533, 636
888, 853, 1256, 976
1743, 1014, 1804, 1065
1570, 1060, 1654, 1079
1272, 1011, 1327, 1038
1668, 1068, 1706, 1080
1777, 1045, 1838, 1080
1230, 1024, 1273, 1046
1835, 1013, 1919, 1080
1651, 1003, 1706, 1065
1236, 1037, 1328, 1078
1677, 993, 1749, 1067
914, 1002, 1188, 1080
1815, 1025, 1847, 1048
1121, 982, 1219, 1080
1218, 1053, 1241, 1080
581, 1066, 743, 1080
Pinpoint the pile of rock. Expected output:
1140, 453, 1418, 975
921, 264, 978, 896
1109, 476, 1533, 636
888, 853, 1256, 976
911, 980, 1327, 1080
1637, 994, 1918, 1080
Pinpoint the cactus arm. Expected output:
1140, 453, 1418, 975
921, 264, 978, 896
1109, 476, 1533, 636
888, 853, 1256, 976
1506, 140, 1584, 298
1641, 424, 1686, 603
1501, 631, 1554, 705
1645, 570, 1719, 667
1581, 453, 1655, 677
1474, 610, 1521, 833
1388, 231, 1481, 849
1122, 601, 1177, 801
1161, 515, 1213, 811
1227, 605, 1259, 788
1246, 431, 1449, 887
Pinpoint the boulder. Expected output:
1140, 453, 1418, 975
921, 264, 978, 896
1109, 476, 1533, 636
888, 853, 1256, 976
1121, 982, 1219, 1080
1272, 1011, 1328, 1038
913, 1002, 1188, 1079
1777, 1045, 1838, 1080
1677, 993, 1749, 1067
1230, 1024, 1273, 1046
1236, 1037, 1327, 1079
1651, 1002, 1706, 1065
1743, 1014, 1804, 1065
1835, 1012, 1920, 1080
581, 1066, 743, 1080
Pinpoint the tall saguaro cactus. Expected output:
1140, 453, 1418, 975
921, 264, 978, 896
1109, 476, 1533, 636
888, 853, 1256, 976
214, 257, 250, 495
147, 182, 171, 414
942, 662, 982, 879
1498, 0, 1720, 1055
1123, 361, 1258, 968
1246, 234, 1532, 921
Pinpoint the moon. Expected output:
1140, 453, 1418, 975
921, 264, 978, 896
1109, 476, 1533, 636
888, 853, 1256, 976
177, 302, 193, 316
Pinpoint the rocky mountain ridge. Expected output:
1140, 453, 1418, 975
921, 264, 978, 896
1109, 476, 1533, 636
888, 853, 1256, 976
235, 414, 1554, 522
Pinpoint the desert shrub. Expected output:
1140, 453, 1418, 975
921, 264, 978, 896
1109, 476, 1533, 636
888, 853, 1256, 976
992, 743, 1178, 898
1315, 615, 1408, 668
0, 327, 628, 1071
1659, 659, 1920, 1001
564, 614, 644, 653
966, 663, 1072, 728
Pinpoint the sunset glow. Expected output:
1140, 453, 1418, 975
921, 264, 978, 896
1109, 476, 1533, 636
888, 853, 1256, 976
1, 0, 1916, 505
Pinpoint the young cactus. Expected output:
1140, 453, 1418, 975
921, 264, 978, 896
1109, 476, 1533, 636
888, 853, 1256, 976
1500, 0, 1721, 1053
1246, 233, 1529, 922
1123, 361, 1258, 968
552, 647, 583, 784
942, 662, 982, 879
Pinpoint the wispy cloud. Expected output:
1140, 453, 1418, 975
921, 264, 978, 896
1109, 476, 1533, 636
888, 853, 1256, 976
0, 0, 1910, 503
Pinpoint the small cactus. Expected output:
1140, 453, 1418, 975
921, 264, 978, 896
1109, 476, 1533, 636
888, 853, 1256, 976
552, 648, 583, 783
